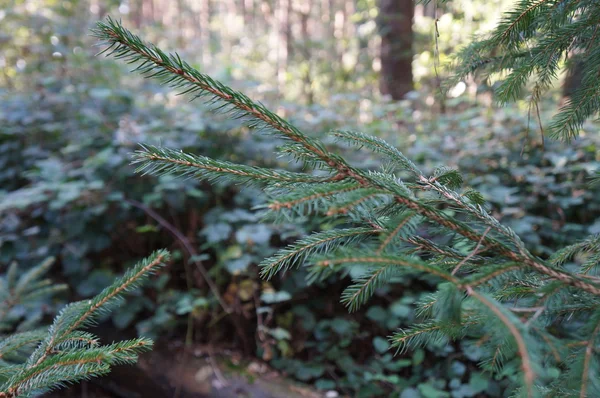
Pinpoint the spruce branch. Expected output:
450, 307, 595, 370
453, 0, 600, 139
376, 213, 416, 254
133, 144, 329, 185
495, 0, 553, 47
3, 339, 152, 398
92, 18, 369, 183
581, 253, 600, 275
341, 265, 397, 312
28, 250, 169, 368
0, 251, 169, 398
467, 288, 536, 397
407, 236, 474, 260
266, 181, 361, 216
332, 130, 422, 177
325, 189, 391, 217
94, 19, 598, 295
590, 171, 600, 187
549, 234, 600, 271
316, 255, 460, 284
94, 19, 600, 395
259, 228, 376, 280
0, 259, 67, 325
0, 330, 47, 361
389, 322, 446, 354
389, 317, 477, 355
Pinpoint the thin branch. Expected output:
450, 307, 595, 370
126, 199, 231, 314
499, 0, 552, 43
31, 252, 167, 369
467, 287, 535, 398
377, 215, 413, 254
319, 256, 460, 284
452, 227, 491, 275
581, 320, 600, 398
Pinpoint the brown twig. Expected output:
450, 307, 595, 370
126, 199, 230, 314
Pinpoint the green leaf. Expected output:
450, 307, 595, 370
315, 379, 336, 390
269, 327, 291, 341
418, 383, 451, 398
390, 301, 412, 318
366, 306, 388, 323
413, 348, 426, 366
330, 318, 354, 335
373, 337, 390, 354
261, 291, 292, 304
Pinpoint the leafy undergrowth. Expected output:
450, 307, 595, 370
2, 65, 599, 396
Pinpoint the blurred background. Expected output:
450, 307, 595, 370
1, 0, 599, 397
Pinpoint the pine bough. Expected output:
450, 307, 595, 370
0, 250, 170, 397
453, 0, 600, 141
92, 18, 600, 397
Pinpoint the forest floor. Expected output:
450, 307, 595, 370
47, 340, 326, 398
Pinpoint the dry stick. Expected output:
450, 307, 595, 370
173, 312, 195, 398
533, 325, 562, 363
452, 227, 491, 275
126, 199, 230, 314
433, 2, 446, 114
207, 344, 227, 387
535, 101, 545, 150
509, 306, 545, 313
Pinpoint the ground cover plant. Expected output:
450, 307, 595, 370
1, 1, 600, 396
86, 18, 599, 397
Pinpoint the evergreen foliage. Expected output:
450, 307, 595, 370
0, 250, 170, 398
94, 19, 600, 397
453, 0, 600, 140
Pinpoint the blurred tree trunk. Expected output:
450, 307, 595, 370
277, 0, 292, 92
199, 0, 212, 67
299, 6, 314, 105
241, 0, 254, 27
562, 58, 584, 102
177, 0, 184, 46
378, 0, 414, 99
132, 0, 143, 28
144, 0, 155, 23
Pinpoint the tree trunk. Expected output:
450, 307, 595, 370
378, 0, 414, 100
562, 58, 585, 102
277, 0, 292, 92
